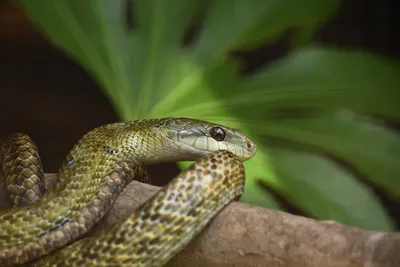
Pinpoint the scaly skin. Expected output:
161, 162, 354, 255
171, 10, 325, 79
0, 118, 256, 266
0, 134, 46, 206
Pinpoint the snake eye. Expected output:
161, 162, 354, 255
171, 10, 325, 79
210, 127, 226, 141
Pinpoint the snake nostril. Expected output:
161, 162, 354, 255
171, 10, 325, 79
246, 141, 252, 149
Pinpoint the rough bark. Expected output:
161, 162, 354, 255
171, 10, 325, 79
1, 174, 399, 267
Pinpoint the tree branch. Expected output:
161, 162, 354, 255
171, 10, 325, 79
1, 174, 399, 267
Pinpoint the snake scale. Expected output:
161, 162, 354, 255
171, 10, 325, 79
0, 118, 256, 266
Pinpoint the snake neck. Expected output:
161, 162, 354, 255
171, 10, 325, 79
0, 125, 151, 264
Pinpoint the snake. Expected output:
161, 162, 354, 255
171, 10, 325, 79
0, 118, 256, 266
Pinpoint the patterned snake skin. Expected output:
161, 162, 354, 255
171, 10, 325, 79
0, 118, 256, 266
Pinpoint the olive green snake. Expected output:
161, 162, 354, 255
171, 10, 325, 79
0, 118, 256, 266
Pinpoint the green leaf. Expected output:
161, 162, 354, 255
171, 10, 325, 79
18, 0, 119, 93
150, 59, 241, 116
18, 0, 398, 231
237, 47, 400, 118
268, 147, 395, 231
170, 47, 400, 119
255, 113, 400, 199
193, 0, 340, 57
18, 0, 203, 119
238, 0, 341, 49
129, 0, 202, 118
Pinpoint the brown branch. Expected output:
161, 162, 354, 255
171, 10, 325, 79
1, 174, 399, 267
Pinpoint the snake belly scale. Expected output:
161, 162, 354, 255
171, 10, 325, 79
0, 118, 256, 266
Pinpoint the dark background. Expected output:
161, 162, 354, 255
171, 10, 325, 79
1, 0, 399, 223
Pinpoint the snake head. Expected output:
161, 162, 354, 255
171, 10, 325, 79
160, 118, 257, 162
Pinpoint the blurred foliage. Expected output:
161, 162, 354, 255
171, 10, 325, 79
18, 0, 400, 231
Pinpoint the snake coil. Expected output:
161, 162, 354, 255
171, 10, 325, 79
0, 118, 256, 266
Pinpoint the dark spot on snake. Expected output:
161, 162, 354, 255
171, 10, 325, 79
37, 217, 70, 238
175, 217, 185, 226
188, 207, 200, 217
149, 236, 161, 245
137, 246, 147, 255
55, 217, 70, 227
37, 231, 47, 238
174, 227, 185, 236
103, 145, 116, 155
87, 251, 98, 260
150, 214, 159, 222
138, 237, 150, 249
222, 175, 230, 186
158, 214, 170, 224
195, 199, 205, 208
154, 202, 163, 212
67, 157, 75, 168
114, 236, 125, 245
48, 225, 58, 232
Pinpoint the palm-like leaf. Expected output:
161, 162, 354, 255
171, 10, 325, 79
18, 0, 399, 230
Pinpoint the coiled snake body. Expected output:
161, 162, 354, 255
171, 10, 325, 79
0, 118, 256, 266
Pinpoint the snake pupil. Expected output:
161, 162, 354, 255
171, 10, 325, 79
210, 127, 226, 141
